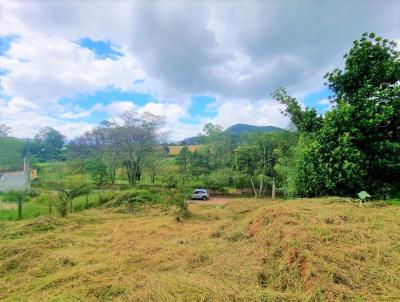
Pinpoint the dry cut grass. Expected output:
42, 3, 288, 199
0, 198, 399, 301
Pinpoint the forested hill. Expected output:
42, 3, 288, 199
225, 124, 283, 135
181, 123, 284, 145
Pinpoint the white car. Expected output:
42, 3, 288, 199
191, 189, 209, 201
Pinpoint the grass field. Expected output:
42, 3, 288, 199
1, 198, 399, 301
167, 145, 201, 156
0, 191, 115, 221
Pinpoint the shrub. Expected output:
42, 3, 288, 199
204, 169, 232, 191
162, 187, 190, 219
106, 189, 160, 210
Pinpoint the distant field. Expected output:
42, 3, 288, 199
1, 198, 399, 301
168, 145, 201, 156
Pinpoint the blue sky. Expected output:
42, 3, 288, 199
0, 1, 398, 140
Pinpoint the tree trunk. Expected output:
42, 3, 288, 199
250, 177, 258, 198
271, 178, 276, 199
125, 161, 135, 184
258, 177, 264, 197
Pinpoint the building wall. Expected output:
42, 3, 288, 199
0, 171, 29, 192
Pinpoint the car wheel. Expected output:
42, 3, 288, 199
202, 196, 208, 201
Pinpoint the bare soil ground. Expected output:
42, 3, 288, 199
189, 196, 240, 205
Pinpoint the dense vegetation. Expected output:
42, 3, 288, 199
274, 33, 400, 198
181, 123, 284, 144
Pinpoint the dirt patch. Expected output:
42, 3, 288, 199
189, 197, 236, 205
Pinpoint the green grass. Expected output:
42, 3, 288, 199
0, 201, 48, 220
0, 190, 116, 221
386, 199, 400, 206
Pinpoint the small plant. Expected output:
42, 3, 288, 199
45, 176, 92, 217
173, 187, 190, 218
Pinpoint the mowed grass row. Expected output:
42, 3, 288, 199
1, 198, 399, 301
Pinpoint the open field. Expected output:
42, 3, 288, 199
1, 198, 400, 301
167, 145, 201, 156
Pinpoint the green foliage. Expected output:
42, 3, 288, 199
175, 146, 190, 173
188, 150, 211, 177
45, 176, 92, 217
0, 136, 24, 171
23, 127, 66, 162
164, 186, 190, 218
272, 87, 322, 133
325, 32, 400, 101
278, 33, 400, 198
204, 169, 232, 191
84, 158, 108, 184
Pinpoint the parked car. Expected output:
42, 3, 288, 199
191, 189, 209, 201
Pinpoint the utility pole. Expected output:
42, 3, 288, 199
24, 148, 45, 194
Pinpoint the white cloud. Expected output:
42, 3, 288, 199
0, 97, 96, 138
100, 101, 137, 116
139, 103, 188, 121
0, 0, 399, 140
0, 35, 144, 105
210, 99, 289, 129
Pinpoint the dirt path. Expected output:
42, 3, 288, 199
189, 197, 237, 205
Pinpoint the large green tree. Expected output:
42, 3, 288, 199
275, 33, 400, 197
23, 127, 66, 161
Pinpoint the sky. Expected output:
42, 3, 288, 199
0, 0, 399, 141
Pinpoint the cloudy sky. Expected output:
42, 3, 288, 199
0, 0, 399, 140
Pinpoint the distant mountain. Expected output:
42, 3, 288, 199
180, 135, 206, 145
225, 124, 284, 135
180, 124, 284, 145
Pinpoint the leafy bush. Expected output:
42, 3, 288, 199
161, 187, 190, 218
84, 158, 109, 184
204, 169, 232, 191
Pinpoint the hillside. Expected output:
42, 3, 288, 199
225, 124, 284, 135
1, 198, 399, 301
181, 123, 284, 145
0, 137, 24, 172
